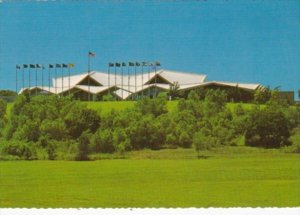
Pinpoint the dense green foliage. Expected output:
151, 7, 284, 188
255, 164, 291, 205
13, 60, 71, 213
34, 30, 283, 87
0, 90, 17, 102
0, 89, 299, 160
0, 151, 299, 207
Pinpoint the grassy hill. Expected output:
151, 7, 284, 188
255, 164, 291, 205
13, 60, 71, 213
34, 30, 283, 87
84, 100, 256, 115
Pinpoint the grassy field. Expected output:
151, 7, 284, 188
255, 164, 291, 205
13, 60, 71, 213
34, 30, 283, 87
83, 101, 256, 115
1, 147, 299, 208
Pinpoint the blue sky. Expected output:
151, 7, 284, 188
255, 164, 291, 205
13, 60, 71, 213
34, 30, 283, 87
0, 0, 299, 97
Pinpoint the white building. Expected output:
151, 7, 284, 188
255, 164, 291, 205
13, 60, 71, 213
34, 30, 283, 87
19, 69, 262, 101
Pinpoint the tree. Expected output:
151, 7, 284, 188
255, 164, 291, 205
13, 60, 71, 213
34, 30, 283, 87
179, 131, 192, 148
254, 87, 271, 104
245, 107, 291, 148
193, 132, 212, 159
63, 103, 100, 139
168, 82, 180, 100
134, 93, 167, 117
75, 131, 91, 161
91, 129, 114, 153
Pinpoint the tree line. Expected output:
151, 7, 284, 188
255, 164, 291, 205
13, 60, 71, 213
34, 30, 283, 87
0, 89, 299, 160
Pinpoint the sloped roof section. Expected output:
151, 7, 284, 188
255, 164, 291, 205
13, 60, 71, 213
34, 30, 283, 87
179, 81, 261, 91
159, 70, 206, 85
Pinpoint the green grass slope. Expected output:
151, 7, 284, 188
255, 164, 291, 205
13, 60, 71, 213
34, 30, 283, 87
1, 151, 299, 208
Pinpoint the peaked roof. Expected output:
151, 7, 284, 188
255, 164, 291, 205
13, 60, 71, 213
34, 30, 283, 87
53, 69, 207, 88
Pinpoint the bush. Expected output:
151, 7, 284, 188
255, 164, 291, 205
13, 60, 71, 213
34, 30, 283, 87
0, 140, 36, 160
0, 99, 6, 119
245, 107, 291, 148
91, 129, 114, 153
193, 132, 212, 158
75, 131, 91, 161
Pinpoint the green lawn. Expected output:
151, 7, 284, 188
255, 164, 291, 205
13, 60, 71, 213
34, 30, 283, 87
84, 100, 179, 114
1, 148, 299, 208
83, 100, 257, 115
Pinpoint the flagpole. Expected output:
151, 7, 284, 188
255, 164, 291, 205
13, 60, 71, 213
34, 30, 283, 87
55, 67, 57, 94
29, 67, 31, 97
121, 64, 124, 99
128, 63, 130, 94
148, 64, 150, 97
154, 65, 157, 98
61, 65, 64, 97
35, 65, 38, 96
88, 53, 90, 101
108, 64, 110, 95
15, 66, 18, 94
114, 64, 117, 87
42, 65, 44, 91
141, 64, 144, 99
135, 64, 137, 100
22, 66, 25, 90
48, 66, 50, 93
68, 65, 70, 96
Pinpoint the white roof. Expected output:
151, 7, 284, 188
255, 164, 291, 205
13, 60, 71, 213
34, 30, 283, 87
158, 70, 206, 85
53, 69, 206, 88
179, 81, 261, 91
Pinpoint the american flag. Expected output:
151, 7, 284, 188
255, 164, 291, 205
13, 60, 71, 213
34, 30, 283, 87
88, 51, 96, 57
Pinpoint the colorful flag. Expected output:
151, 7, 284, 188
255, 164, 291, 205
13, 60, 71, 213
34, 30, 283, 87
115, 63, 121, 67
69, 63, 75, 68
62, 64, 68, 68
56, 64, 61, 68
49, 64, 54, 68
36, 64, 42, 68
16, 65, 21, 69
122, 62, 126, 67
142, 62, 148, 66
155, 61, 161, 66
129, 62, 135, 66
109, 63, 114, 67
23, 64, 28, 68
30, 64, 35, 68
135, 62, 140, 66
88, 51, 96, 57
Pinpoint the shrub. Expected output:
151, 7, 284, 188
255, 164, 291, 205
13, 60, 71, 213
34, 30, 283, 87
245, 107, 291, 148
193, 132, 212, 158
0, 140, 36, 160
75, 131, 91, 161
0, 99, 6, 119
91, 129, 114, 153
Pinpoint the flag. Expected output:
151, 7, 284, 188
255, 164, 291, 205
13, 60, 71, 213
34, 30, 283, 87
108, 63, 114, 67
49, 64, 54, 68
30, 64, 36, 68
69, 63, 75, 68
23, 64, 28, 68
135, 62, 140, 66
142, 62, 148, 66
88, 51, 96, 57
56, 64, 61, 68
62, 64, 68, 68
16, 65, 21, 69
36, 64, 42, 68
129, 62, 135, 66
115, 63, 121, 67
122, 62, 126, 67
155, 61, 161, 66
